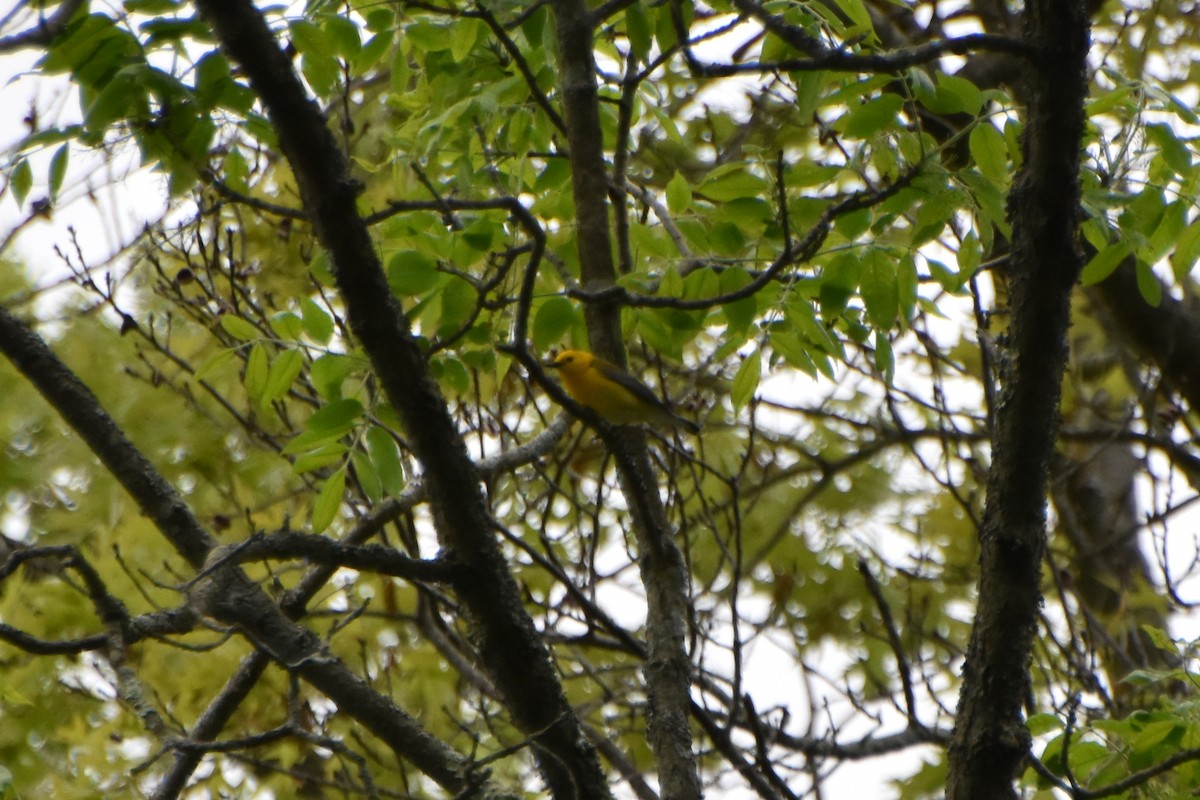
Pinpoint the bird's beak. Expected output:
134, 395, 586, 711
543, 357, 560, 369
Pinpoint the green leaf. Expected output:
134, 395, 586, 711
139, 17, 211, 45
912, 195, 954, 245
434, 355, 470, 395
709, 221, 746, 255
41, 15, 122, 75
125, 0, 183, 11
969, 123, 1007, 185
927, 259, 960, 292
625, 3, 652, 62
223, 147, 248, 191
534, 158, 571, 192
654, 0, 687, 50
835, 208, 871, 241
408, 20, 450, 51
831, 0, 875, 36
957, 230, 982, 277
305, 398, 364, 437
366, 425, 406, 498
312, 466, 346, 533
1026, 713, 1064, 736
450, 18, 482, 62
284, 401, 362, 456
244, 342, 269, 405
835, 94, 903, 139
819, 253, 860, 315
731, 350, 761, 411
48, 145, 69, 200
1064, 741, 1112, 779
666, 171, 691, 214
959, 171, 1011, 239
301, 298, 335, 344
1086, 84, 1134, 118
532, 297, 578, 351
898, 253, 919, 323
1144, 201, 1187, 266
1170, 220, 1200, 280
932, 73, 982, 115
1080, 241, 1132, 286
716, 197, 772, 229
1039, 734, 1066, 776
461, 218, 496, 252
1140, 624, 1177, 652
85, 66, 140, 131
262, 349, 304, 403
1004, 118, 1023, 172
221, 314, 260, 341
293, 442, 348, 474
310, 249, 334, 286
311, 353, 356, 400
300, 52, 338, 96
10, 159, 31, 207
387, 250, 440, 296
194, 52, 231, 109
324, 13, 362, 58
357, 31, 393, 72
761, 32, 793, 63
1145, 83, 1200, 124
720, 267, 757, 333
1130, 719, 1182, 753
1135, 260, 1162, 307
352, 450, 382, 504
683, 265, 718, 300
289, 19, 330, 58
795, 70, 826, 121
1146, 123, 1192, 175
699, 168, 770, 202
874, 331, 894, 382
769, 329, 819, 377
784, 296, 838, 357
390, 39, 411, 94
438, 278, 476, 338
365, 9, 393, 32
860, 250, 899, 329
193, 348, 238, 383
1125, 186, 1166, 231
269, 312, 303, 341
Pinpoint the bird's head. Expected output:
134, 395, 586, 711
545, 349, 594, 377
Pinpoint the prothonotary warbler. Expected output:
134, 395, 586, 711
545, 349, 700, 433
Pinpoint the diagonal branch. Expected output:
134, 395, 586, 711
190, 2, 610, 797
0, 0, 87, 53
0, 305, 478, 795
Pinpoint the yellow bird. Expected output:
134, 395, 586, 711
545, 349, 699, 433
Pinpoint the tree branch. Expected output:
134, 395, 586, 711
551, 2, 702, 796
946, 0, 1092, 795
191, 1, 609, 797
0, 0, 87, 53
203, 532, 460, 582
0, 307, 478, 796
679, 26, 1035, 76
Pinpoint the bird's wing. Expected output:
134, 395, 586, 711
594, 359, 670, 410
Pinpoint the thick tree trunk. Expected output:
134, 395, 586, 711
946, 0, 1091, 796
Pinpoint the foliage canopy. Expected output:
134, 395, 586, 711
0, 0, 1199, 798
